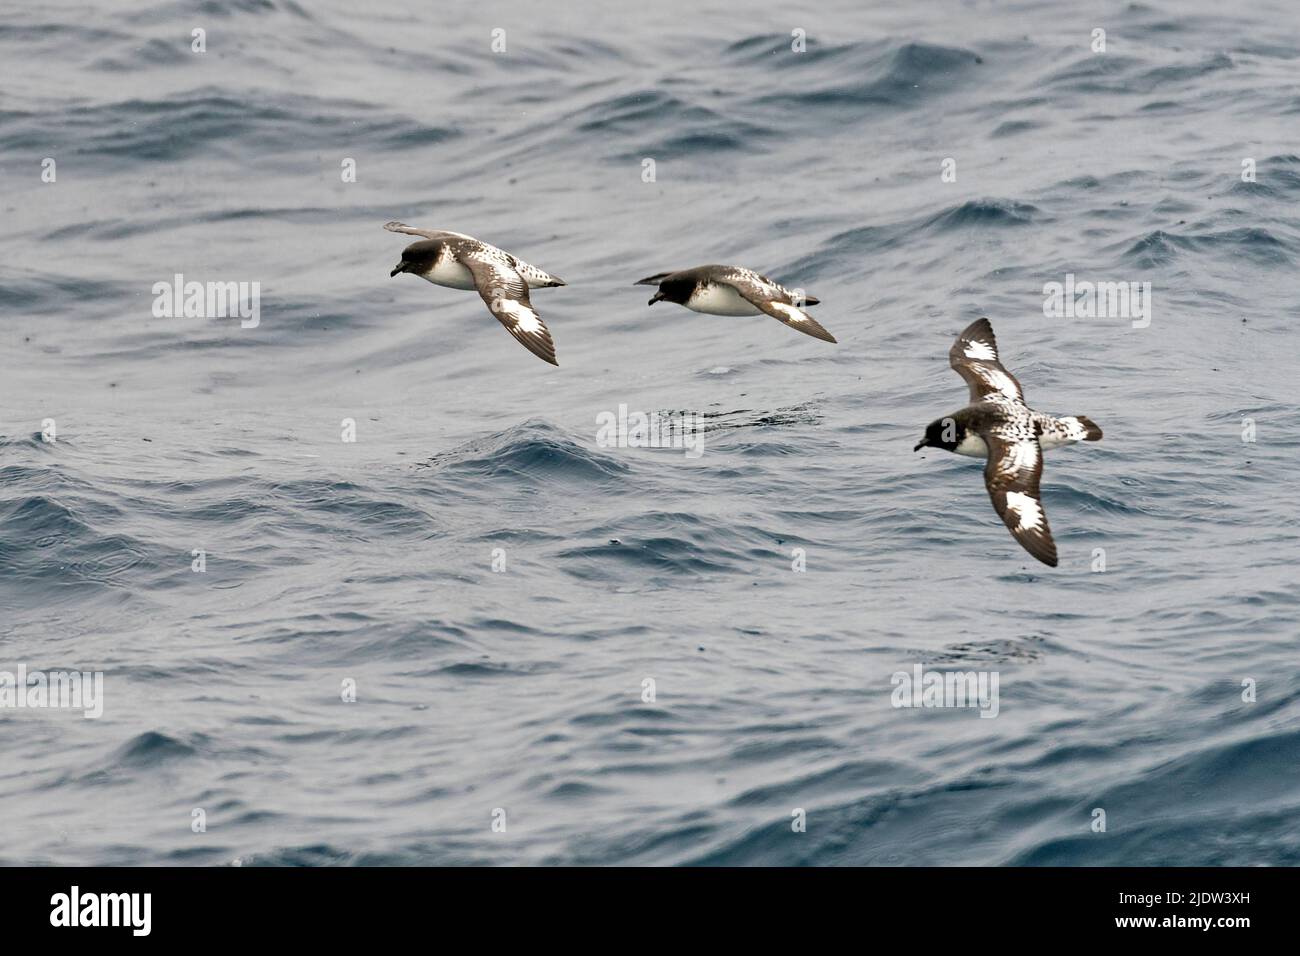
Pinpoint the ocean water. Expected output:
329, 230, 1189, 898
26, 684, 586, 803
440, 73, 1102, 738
2, 0, 1299, 866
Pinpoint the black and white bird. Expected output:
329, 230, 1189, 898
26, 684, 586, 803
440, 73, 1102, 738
913, 318, 1102, 567
635, 265, 837, 343
386, 221, 565, 365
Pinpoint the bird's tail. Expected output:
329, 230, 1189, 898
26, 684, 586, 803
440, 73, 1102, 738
1061, 415, 1103, 441
514, 260, 566, 288
779, 285, 819, 306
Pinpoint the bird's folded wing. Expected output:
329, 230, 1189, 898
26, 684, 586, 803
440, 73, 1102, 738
720, 269, 837, 343
950, 318, 1024, 403
982, 429, 1057, 566
383, 221, 469, 242
463, 252, 558, 366
634, 271, 676, 286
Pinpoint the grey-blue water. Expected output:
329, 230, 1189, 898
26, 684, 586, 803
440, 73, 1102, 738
2, 0, 1298, 866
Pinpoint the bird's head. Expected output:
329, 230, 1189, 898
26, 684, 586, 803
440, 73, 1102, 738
914, 416, 962, 453
391, 240, 440, 278
646, 276, 691, 307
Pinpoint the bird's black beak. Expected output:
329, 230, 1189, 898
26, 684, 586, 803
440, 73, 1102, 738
648, 291, 665, 306
913, 439, 928, 452
390, 262, 405, 277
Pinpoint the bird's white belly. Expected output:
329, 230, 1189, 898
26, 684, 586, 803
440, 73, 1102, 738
686, 283, 762, 316
956, 429, 1068, 458
954, 433, 988, 457
420, 257, 476, 290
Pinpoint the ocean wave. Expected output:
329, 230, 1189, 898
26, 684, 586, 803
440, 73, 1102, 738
923, 199, 1040, 231
1044, 52, 1233, 95
1120, 225, 1291, 267
418, 419, 630, 485
0, 88, 456, 163
752, 40, 985, 110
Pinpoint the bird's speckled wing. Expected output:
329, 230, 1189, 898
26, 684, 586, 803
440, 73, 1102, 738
950, 318, 1024, 404
459, 245, 559, 366
717, 267, 837, 343
980, 424, 1056, 566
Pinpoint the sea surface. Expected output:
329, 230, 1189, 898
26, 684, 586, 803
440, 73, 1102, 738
2, 0, 1299, 866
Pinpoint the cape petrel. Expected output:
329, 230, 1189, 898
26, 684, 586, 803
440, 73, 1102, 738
386, 221, 565, 365
913, 318, 1102, 567
635, 265, 837, 343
